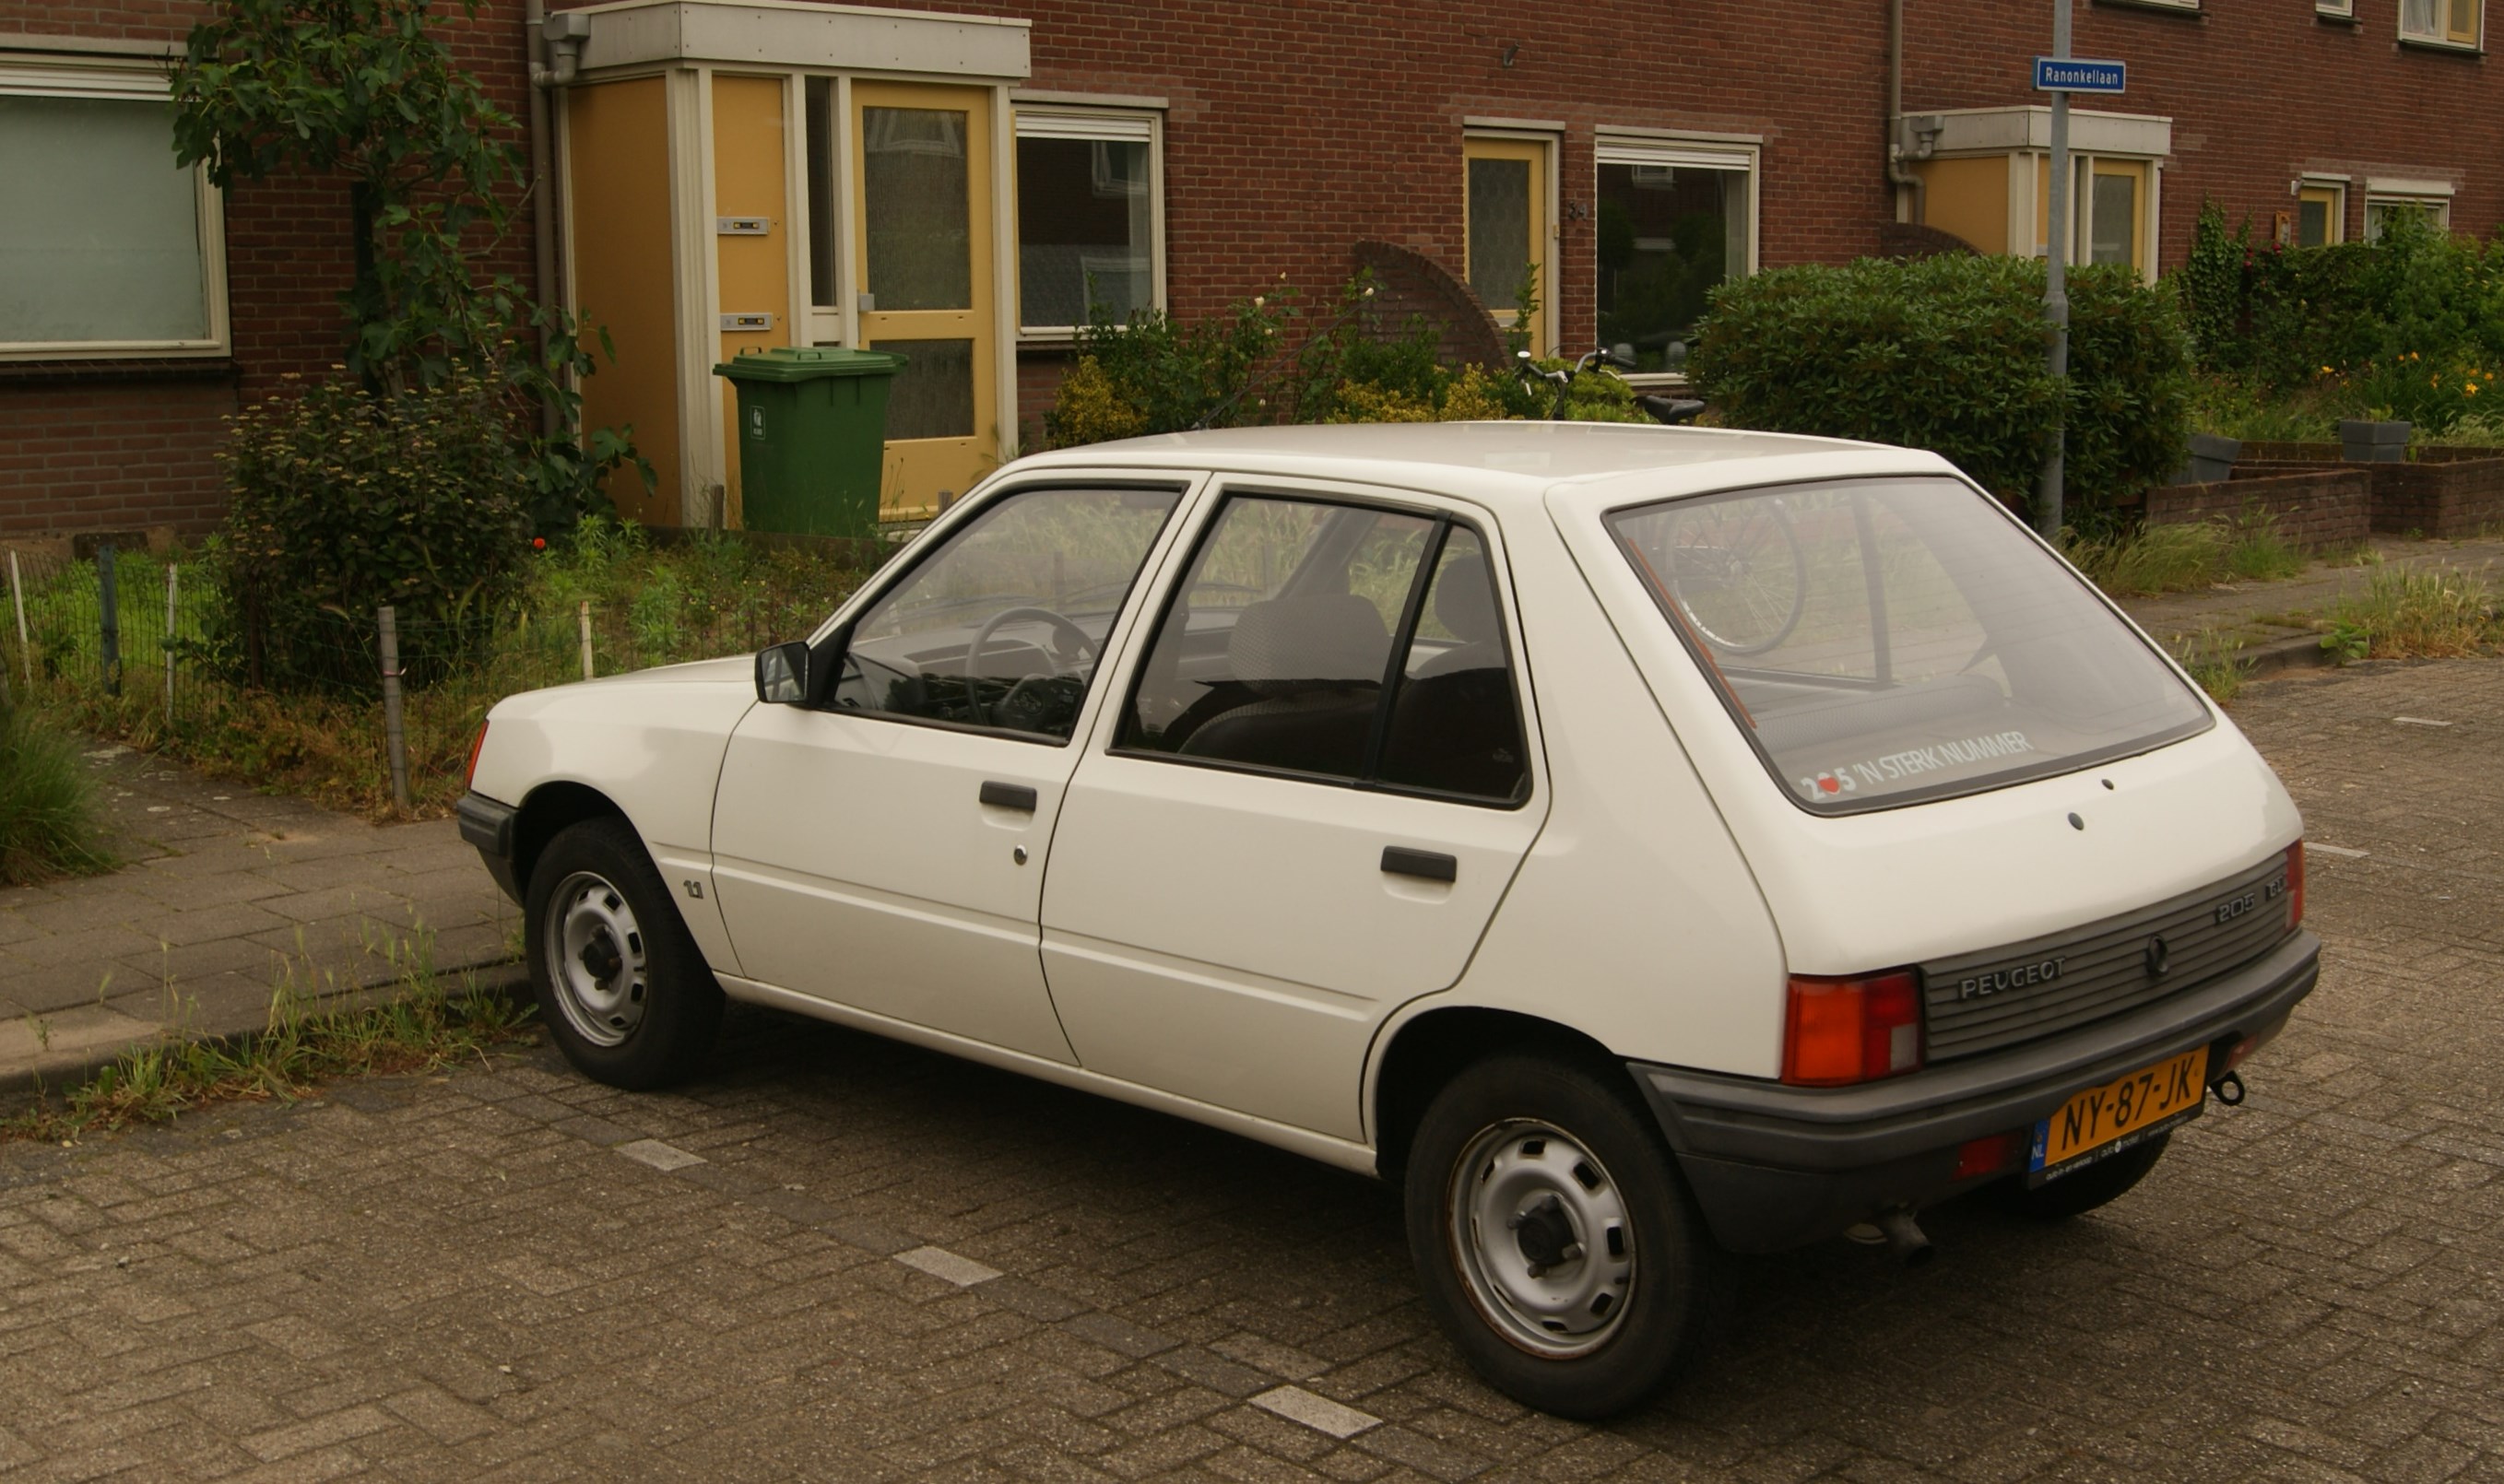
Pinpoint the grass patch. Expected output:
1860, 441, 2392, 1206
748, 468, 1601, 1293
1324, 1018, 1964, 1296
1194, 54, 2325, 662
2167, 628, 2250, 705
15, 520, 880, 821
2, 936, 536, 1143
2321, 561, 2503, 660
2063, 511, 2310, 598
0, 699, 115, 886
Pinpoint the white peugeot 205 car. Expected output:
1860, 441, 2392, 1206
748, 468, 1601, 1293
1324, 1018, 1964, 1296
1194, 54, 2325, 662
460, 423, 2317, 1417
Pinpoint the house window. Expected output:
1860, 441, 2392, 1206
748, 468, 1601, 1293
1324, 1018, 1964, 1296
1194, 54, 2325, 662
2297, 182, 2345, 247
1013, 107, 1161, 336
0, 58, 227, 359
1593, 136, 1755, 373
2317, 0, 2355, 15
2400, 0, 2481, 45
2365, 194, 2452, 240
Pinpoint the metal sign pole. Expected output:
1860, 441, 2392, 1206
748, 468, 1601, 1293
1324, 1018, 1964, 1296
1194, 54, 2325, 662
2037, 0, 2073, 539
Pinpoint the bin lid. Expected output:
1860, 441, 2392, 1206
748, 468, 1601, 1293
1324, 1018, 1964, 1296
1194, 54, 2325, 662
713, 346, 907, 383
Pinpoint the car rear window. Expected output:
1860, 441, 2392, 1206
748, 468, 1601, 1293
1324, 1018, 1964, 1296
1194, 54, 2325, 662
1607, 477, 2211, 813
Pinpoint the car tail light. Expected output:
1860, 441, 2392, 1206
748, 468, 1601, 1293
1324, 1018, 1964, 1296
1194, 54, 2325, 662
1781, 971, 1922, 1087
2284, 841, 2305, 930
465, 720, 490, 790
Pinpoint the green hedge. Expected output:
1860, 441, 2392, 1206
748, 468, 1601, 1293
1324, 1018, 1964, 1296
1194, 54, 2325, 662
1687, 254, 2193, 512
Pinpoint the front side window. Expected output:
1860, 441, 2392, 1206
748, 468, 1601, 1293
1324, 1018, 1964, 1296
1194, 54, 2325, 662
1119, 495, 1528, 805
833, 486, 1181, 740
0, 63, 225, 358
1015, 108, 1161, 335
1594, 138, 1754, 374
1609, 477, 2209, 814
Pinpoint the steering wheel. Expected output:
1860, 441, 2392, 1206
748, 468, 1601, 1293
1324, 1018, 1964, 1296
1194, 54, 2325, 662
964, 607, 1098, 725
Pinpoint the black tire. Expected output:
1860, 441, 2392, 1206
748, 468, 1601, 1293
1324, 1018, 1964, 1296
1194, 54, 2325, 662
525, 817, 724, 1089
1994, 1133, 2171, 1220
1403, 1054, 1721, 1419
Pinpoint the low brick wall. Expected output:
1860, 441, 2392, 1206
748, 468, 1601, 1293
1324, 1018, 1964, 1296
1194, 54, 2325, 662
2145, 467, 2372, 550
2228, 455, 2504, 537
2238, 440, 2501, 466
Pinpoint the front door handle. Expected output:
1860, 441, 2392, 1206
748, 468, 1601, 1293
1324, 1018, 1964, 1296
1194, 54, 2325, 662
1381, 846, 1457, 883
979, 780, 1037, 812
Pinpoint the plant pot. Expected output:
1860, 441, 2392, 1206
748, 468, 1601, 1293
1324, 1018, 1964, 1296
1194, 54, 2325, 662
2340, 419, 2410, 464
2170, 432, 2242, 487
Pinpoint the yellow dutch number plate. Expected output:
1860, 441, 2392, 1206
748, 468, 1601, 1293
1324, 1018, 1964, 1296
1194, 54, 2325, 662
2028, 1047, 2209, 1184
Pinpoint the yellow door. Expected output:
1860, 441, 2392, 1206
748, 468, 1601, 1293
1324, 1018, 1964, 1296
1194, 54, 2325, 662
1463, 136, 1549, 353
2088, 159, 2149, 275
2297, 185, 2343, 247
853, 80, 998, 520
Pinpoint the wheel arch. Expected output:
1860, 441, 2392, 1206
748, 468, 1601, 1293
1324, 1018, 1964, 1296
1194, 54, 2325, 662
511, 781, 632, 901
1370, 1006, 1630, 1180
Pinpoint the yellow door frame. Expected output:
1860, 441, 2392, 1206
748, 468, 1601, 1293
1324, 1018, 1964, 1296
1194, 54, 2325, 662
1461, 135, 1553, 355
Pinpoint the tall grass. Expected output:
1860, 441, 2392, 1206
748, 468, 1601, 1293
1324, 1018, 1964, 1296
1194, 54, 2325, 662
0, 699, 114, 886
2323, 563, 2501, 659
2062, 512, 2310, 598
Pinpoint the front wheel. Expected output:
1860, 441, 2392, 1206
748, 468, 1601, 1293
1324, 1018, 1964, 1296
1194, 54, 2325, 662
526, 817, 725, 1089
1403, 1055, 1721, 1419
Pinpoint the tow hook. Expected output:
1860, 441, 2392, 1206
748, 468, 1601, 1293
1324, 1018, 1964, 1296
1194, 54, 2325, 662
1845, 1206, 1936, 1267
2214, 1070, 2247, 1106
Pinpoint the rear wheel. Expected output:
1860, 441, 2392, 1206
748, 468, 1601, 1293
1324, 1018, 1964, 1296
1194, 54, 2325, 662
1403, 1055, 1720, 1419
526, 818, 723, 1089
1996, 1133, 2171, 1220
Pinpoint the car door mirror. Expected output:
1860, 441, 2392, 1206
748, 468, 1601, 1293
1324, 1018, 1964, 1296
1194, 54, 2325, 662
755, 641, 812, 705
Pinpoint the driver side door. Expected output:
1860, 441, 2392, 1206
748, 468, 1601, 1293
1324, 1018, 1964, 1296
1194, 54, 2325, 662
709, 481, 1190, 1061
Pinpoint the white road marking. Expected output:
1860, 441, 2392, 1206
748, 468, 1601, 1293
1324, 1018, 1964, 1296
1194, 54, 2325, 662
2309, 843, 2369, 858
895, 1246, 1002, 1287
614, 1139, 705, 1172
2392, 716, 2453, 727
1251, 1385, 1379, 1438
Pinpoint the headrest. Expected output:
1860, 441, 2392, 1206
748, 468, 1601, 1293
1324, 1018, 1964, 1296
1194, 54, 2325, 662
1434, 555, 1500, 646
1227, 595, 1391, 692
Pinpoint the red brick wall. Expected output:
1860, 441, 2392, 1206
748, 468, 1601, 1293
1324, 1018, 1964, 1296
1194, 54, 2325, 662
2148, 467, 2372, 550
0, 0, 539, 537
1904, 1, 2500, 266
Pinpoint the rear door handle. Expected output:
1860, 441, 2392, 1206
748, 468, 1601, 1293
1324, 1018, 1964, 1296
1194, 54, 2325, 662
1381, 846, 1457, 883
978, 780, 1038, 812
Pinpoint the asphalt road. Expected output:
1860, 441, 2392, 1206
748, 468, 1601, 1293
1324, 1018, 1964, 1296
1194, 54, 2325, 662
2, 656, 2499, 1482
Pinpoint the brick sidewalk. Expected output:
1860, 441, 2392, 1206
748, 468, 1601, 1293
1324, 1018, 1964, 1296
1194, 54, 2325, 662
0, 657, 2496, 1480
0, 747, 516, 1094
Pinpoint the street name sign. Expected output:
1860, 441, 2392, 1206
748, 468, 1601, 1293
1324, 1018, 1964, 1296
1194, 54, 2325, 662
2033, 56, 2127, 93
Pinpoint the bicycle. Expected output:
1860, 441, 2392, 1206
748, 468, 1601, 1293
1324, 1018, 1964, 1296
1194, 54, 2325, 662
1519, 348, 1805, 655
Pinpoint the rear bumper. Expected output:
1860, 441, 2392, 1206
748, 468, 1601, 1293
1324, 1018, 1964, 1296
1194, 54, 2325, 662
1631, 931, 2321, 1254
458, 792, 522, 904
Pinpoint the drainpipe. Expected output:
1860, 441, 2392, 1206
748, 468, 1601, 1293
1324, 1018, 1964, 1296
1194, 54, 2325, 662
1887, 0, 1928, 226
526, 2, 588, 438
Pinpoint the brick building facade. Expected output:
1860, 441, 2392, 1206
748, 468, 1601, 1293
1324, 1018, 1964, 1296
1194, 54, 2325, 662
2, 0, 2496, 538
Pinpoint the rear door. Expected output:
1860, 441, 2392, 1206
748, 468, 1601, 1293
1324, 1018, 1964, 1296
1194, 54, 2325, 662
1040, 481, 1551, 1137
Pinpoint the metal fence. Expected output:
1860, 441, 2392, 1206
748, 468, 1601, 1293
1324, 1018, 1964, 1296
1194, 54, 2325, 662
2, 543, 749, 814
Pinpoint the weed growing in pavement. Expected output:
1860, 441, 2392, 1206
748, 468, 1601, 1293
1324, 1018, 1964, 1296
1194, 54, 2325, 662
0, 930, 536, 1143
2172, 629, 2251, 705
2321, 562, 2503, 661
0, 698, 115, 887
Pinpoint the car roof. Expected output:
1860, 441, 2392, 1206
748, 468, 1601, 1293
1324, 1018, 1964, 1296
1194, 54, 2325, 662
1000, 421, 1961, 510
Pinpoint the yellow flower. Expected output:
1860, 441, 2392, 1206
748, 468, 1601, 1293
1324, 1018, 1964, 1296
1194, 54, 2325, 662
2321, 365, 2336, 375
2469, 383, 2483, 395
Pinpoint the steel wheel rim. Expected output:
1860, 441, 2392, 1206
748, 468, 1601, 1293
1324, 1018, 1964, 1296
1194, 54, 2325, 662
1447, 1118, 1636, 1359
1665, 501, 1805, 655
544, 870, 648, 1048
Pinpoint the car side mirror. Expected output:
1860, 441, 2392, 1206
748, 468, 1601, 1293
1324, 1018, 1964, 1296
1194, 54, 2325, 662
755, 641, 811, 704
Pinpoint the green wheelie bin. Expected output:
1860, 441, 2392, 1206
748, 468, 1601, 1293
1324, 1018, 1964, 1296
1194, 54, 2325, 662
714, 347, 905, 539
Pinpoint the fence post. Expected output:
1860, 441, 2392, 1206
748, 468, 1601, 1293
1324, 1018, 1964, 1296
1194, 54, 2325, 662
97, 545, 120, 699
578, 599, 594, 682
163, 563, 179, 718
8, 549, 29, 687
379, 605, 410, 813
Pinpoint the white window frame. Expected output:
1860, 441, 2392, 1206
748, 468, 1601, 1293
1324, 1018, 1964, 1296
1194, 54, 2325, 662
2317, 0, 2355, 18
0, 53, 230, 360
1592, 132, 1760, 386
2363, 182, 2454, 240
1010, 102, 1164, 343
2398, 0, 2482, 48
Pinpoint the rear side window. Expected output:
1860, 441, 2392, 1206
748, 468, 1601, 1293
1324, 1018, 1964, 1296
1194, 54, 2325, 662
1119, 494, 1529, 805
1607, 477, 2209, 813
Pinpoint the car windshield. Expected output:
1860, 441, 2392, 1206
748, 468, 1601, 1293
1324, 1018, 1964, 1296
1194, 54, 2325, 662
1607, 477, 2211, 813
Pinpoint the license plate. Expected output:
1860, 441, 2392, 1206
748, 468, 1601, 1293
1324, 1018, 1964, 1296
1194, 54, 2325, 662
2027, 1047, 2209, 1185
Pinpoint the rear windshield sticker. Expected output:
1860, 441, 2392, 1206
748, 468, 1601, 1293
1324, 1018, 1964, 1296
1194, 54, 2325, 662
1796, 730, 2036, 799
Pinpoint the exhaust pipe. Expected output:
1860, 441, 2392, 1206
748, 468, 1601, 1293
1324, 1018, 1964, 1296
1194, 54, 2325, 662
1874, 1207, 1934, 1267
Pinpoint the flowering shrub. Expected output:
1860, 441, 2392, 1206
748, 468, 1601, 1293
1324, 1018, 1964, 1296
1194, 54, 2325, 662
206, 369, 533, 690
2339, 352, 2498, 435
